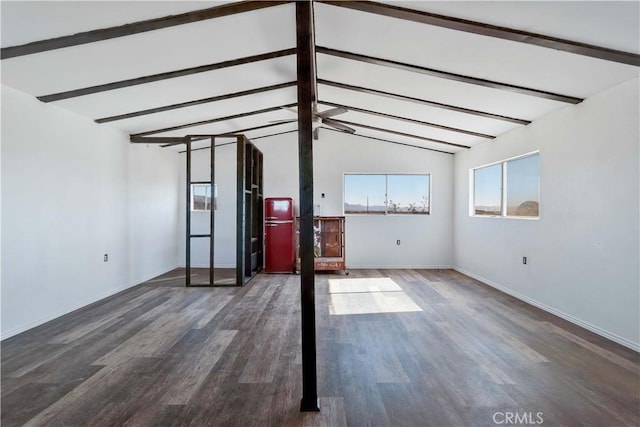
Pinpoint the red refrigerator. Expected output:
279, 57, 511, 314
264, 197, 294, 273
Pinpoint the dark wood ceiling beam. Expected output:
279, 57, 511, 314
178, 140, 236, 153
209, 122, 293, 137
251, 129, 298, 141
177, 129, 299, 154
320, 127, 454, 155
177, 127, 456, 155
329, 119, 470, 149
318, 1, 640, 66
318, 79, 530, 125
38, 49, 296, 102
131, 103, 297, 137
1, 1, 292, 59
153, 122, 294, 147
95, 81, 296, 123
178, 141, 236, 154
318, 100, 495, 139
316, 46, 582, 104
130, 136, 191, 144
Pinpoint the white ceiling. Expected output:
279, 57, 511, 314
0, 2, 231, 46
388, 1, 640, 54
115, 86, 298, 135
54, 55, 296, 118
1, 1, 638, 154
314, 3, 639, 98
2, 4, 295, 93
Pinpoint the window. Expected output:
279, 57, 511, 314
471, 152, 539, 218
506, 154, 539, 217
473, 163, 502, 216
191, 184, 216, 211
344, 174, 386, 214
344, 174, 430, 215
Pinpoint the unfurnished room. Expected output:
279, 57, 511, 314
1, 1, 639, 426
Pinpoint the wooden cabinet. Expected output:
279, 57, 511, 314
295, 216, 347, 274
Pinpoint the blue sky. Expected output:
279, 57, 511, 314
474, 163, 502, 207
344, 174, 429, 208
474, 154, 539, 208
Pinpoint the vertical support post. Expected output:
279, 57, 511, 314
185, 137, 192, 286
296, 0, 320, 413
210, 136, 215, 286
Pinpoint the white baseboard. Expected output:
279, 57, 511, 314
1, 264, 179, 341
347, 265, 453, 269
453, 266, 640, 353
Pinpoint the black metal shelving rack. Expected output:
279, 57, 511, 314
185, 135, 263, 287
236, 136, 264, 285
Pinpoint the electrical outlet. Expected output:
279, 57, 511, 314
522, 256, 527, 265
104, 254, 109, 262
396, 240, 401, 245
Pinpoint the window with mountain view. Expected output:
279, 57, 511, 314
505, 154, 539, 217
344, 174, 430, 215
471, 152, 539, 218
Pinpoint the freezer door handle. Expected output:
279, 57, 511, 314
266, 216, 278, 219
266, 224, 278, 227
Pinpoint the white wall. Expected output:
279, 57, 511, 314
128, 144, 181, 283
453, 78, 640, 350
1, 85, 180, 339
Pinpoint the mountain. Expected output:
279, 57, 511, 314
344, 203, 386, 213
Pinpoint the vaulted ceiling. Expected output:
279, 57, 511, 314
2, 1, 639, 154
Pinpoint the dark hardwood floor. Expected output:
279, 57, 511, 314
2, 268, 639, 426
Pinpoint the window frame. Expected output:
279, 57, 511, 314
343, 173, 431, 216
191, 184, 216, 212
469, 151, 540, 220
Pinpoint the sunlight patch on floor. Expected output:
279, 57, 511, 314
329, 277, 403, 293
328, 277, 423, 315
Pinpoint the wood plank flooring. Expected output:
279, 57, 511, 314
2, 268, 639, 426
